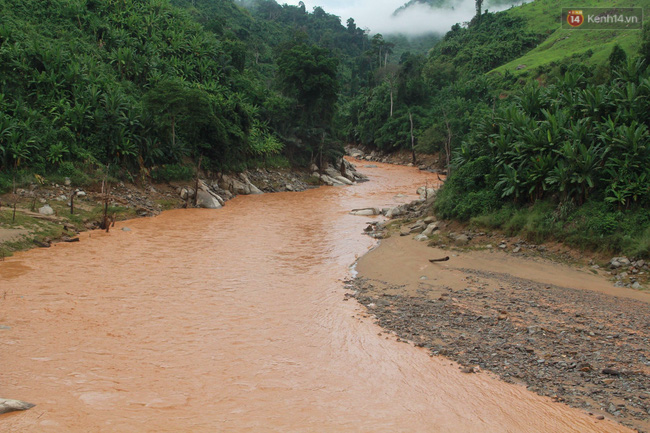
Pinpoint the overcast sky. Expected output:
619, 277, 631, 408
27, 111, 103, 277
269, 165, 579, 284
280, 0, 517, 36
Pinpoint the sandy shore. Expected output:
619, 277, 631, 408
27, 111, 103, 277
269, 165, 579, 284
351, 234, 650, 433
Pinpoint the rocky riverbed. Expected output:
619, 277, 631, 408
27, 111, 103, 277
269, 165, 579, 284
0, 158, 366, 256
349, 234, 650, 433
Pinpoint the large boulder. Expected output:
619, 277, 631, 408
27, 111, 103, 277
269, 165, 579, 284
196, 190, 223, 209
320, 174, 345, 186
239, 173, 263, 195
179, 187, 194, 201
421, 223, 439, 236
218, 173, 263, 195
39, 204, 54, 216
409, 221, 427, 233
610, 257, 631, 269
417, 186, 437, 200
334, 176, 354, 185
350, 208, 380, 216
218, 174, 245, 195
385, 205, 406, 219
450, 233, 470, 245
325, 166, 341, 179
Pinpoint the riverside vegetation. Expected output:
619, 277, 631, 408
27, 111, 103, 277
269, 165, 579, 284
1, 0, 650, 258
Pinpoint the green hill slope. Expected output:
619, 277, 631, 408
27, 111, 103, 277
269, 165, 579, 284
494, 0, 648, 75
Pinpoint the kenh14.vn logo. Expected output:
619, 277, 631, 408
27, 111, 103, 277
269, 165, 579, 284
562, 8, 643, 30
567, 10, 584, 27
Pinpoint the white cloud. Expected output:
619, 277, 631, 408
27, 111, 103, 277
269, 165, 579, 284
279, 0, 521, 36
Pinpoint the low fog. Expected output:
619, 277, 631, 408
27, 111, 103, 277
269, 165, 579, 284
281, 0, 523, 35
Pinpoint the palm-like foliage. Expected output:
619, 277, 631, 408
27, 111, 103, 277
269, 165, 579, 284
455, 65, 650, 210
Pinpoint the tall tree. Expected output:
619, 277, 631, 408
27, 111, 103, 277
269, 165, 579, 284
276, 43, 340, 163
276, 43, 339, 128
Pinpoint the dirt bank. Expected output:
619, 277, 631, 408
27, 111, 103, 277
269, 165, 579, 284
346, 145, 443, 172
0, 166, 324, 258
351, 235, 650, 433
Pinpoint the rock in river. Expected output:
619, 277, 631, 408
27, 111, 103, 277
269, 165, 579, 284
0, 398, 35, 415
350, 208, 380, 216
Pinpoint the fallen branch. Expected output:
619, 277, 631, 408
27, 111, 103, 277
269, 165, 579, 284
429, 256, 450, 263
33, 240, 51, 248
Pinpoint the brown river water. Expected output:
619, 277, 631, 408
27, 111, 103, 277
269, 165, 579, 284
0, 160, 632, 432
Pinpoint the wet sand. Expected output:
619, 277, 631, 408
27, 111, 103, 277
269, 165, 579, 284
354, 234, 650, 432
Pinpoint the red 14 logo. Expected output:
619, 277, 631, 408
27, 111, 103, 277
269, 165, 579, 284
567, 10, 584, 27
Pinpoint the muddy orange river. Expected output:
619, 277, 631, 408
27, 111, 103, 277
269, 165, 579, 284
0, 160, 631, 432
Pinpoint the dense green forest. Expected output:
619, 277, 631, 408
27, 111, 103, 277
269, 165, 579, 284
2, 0, 650, 255
341, 0, 650, 257
0, 0, 374, 187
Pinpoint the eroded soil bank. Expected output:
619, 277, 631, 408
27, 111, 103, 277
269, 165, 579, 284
0, 160, 636, 432
352, 235, 650, 432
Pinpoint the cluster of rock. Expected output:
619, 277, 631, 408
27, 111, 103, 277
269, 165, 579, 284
351, 274, 650, 431
607, 257, 647, 289
19, 182, 161, 220
399, 217, 439, 241
180, 158, 368, 209
310, 158, 368, 186
346, 146, 440, 173
351, 185, 439, 240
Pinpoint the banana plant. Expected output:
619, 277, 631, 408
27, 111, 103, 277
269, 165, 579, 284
495, 163, 523, 200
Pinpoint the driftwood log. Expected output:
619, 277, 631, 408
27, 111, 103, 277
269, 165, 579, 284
429, 256, 450, 263
0, 398, 35, 415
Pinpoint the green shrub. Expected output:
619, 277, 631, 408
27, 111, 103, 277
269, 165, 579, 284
151, 164, 195, 182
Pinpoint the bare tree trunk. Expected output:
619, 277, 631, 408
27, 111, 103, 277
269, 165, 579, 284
193, 155, 202, 207
70, 191, 76, 215
171, 115, 176, 150
102, 184, 111, 232
390, 87, 394, 118
409, 110, 416, 165
101, 164, 110, 195
12, 177, 16, 223
442, 110, 452, 177
103, 198, 109, 232
319, 131, 325, 174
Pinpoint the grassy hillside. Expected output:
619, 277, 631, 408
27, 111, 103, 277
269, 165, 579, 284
494, 0, 649, 75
